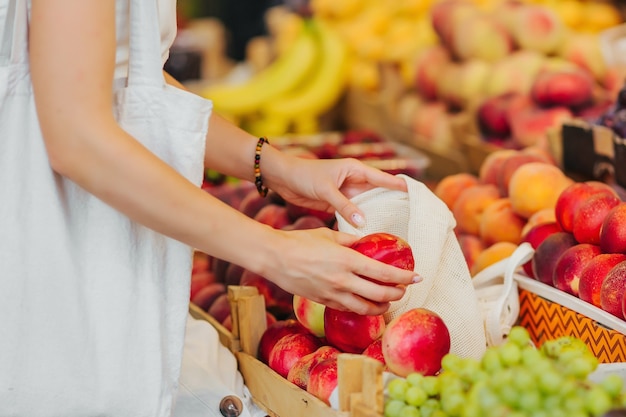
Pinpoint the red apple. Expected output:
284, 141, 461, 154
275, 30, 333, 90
268, 333, 324, 378
190, 271, 217, 300
239, 269, 294, 318
382, 308, 451, 377
579, 253, 626, 308
531, 232, 578, 286
521, 222, 562, 278
362, 338, 386, 367
307, 356, 339, 405
207, 292, 231, 324
552, 243, 602, 296
600, 203, 626, 254
600, 261, 626, 319
350, 232, 415, 285
555, 181, 616, 233
293, 294, 326, 337
287, 345, 340, 390
257, 319, 310, 364
572, 191, 621, 245
324, 308, 385, 353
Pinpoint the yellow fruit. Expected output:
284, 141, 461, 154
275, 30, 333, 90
581, 2, 622, 32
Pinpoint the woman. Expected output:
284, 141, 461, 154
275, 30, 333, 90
0, 0, 420, 415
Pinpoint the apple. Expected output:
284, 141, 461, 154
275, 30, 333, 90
600, 261, 626, 319
349, 232, 415, 282
293, 294, 326, 337
286, 345, 340, 390
520, 222, 562, 278
268, 332, 324, 378
382, 308, 451, 377
552, 243, 602, 297
190, 271, 217, 300
324, 308, 385, 354
362, 338, 386, 367
257, 319, 309, 364
579, 253, 626, 309
239, 269, 294, 318
600, 203, 626, 254
307, 356, 339, 406
190, 282, 226, 312
207, 292, 231, 324
531, 232, 578, 286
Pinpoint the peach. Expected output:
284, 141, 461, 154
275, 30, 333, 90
600, 261, 626, 319
238, 189, 272, 218
285, 202, 335, 226
579, 254, 626, 309
307, 356, 339, 405
268, 333, 325, 378
572, 192, 621, 245
457, 233, 486, 273
324, 308, 385, 353
483, 50, 545, 98
192, 251, 211, 274
479, 198, 526, 245
430, 0, 478, 49
555, 181, 617, 233
476, 92, 519, 140
521, 208, 558, 237
224, 262, 245, 287
382, 308, 451, 377
287, 345, 340, 390
190, 270, 217, 300
450, 14, 514, 63
414, 45, 452, 101
558, 32, 608, 83
207, 292, 231, 324
470, 241, 518, 276
190, 282, 226, 312
531, 231, 578, 286
362, 339, 386, 367
239, 269, 294, 318
509, 105, 573, 148
293, 295, 326, 337
508, 162, 573, 219
553, 243, 602, 296
521, 222, 562, 278
530, 67, 595, 109
282, 215, 328, 231
509, 5, 567, 55
253, 204, 291, 229
211, 257, 230, 284
452, 183, 500, 236
600, 203, 626, 255
434, 173, 481, 211
478, 149, 519, 187
447, 59, 491, 110
496, 152, 551, 197
257, 319, 309, 364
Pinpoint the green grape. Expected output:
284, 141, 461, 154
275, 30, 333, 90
407, 372, 425, 387
477, 385, 500, 411
497, 384, 518, 407
517, 390, 542, 413
499, 342, 522, 367
388, 378, 410, 401
399, 404, 421, 417
601, 374, 625, 399
438, 372, 465, 394
440, 390, 464, 416
430, 411, 448, 417
419, 398, 441, 417
441, 354, 462, 373
506, 412, 527, 417
385, 399, 407, 417
528, 410, 550, 417
456, 358, 482, 383
485, 404, 511, 417
405, 386, 428, 407
507, 326, 532, 347
564, 395, 587, 413
542, 393, 562, 410
421, 376, 440, 397
564, 355, 598, 380
521, 346, 544, 369
512, 368, 535, 391
585, 385, 614, 416
488, 368, 514, 389
538, 369, 562, 395
460, 401, 481, 417
481, 348, 502, 373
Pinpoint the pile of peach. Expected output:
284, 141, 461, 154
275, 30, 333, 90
394, 0, 622, 153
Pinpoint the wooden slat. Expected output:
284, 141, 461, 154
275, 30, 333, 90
188, 302, 239, 352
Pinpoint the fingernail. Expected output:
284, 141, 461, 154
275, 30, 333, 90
412, 275, 423, 284
351, 213, 365, 227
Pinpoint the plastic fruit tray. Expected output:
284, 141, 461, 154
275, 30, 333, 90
515, 273, 626, 363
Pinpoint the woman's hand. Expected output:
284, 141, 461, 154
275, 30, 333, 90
259, 226, 419, 316
264, 152, 408, 228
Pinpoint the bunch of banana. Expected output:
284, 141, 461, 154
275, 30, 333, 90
200, 21, 318, 118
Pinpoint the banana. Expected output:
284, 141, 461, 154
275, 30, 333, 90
200, 23, 318, 116
261, 19, 350, 121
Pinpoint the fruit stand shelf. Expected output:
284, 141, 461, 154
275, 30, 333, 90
189, 286, 386, 417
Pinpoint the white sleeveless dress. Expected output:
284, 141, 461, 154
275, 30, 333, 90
0, 0, 227, 415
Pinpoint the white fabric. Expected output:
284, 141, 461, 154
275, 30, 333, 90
336, 175, 487, 360
0, 0, 216, 416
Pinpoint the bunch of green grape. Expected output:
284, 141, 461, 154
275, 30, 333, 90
384, 326, 626, 417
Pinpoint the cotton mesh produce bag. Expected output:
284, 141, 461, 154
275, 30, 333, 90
336, 175, 487, 360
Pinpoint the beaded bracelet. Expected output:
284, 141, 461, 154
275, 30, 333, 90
254, 137, 270, 197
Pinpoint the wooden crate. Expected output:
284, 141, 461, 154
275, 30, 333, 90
190, 286, 386, 417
